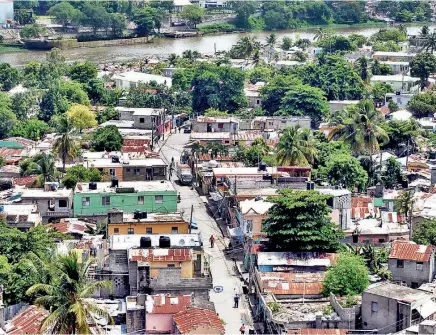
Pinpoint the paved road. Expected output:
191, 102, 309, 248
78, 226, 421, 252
159, 132, 252, 334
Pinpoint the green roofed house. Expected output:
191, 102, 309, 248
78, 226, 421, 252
73, 180, 177, 222
0, 141, 25, 149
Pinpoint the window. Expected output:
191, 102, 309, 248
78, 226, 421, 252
155, 195, 163, 204
146, 227, 152, 234
58, 199, 67, 208
128, 228, 134, 234
109, 169, 115, 176
256, 99, 260, 105
371, 302, 378, 313
411, 282, 419, 289
172, 227, 178, 234
167, 264, 175, 268
378, 238, 385, 243
102, 196, 110, 206
82, 197, 90, 206
218, 123, 224, 129
417, 262, 424, 271
134, 168, 140, 176
138, 196, 144, 205
397, 259, 404, 268
139, 118, 145, 123
114, 228, 119, 234
126, 168, 131, 172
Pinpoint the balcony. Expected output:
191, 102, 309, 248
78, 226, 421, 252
45, 210, 71, 217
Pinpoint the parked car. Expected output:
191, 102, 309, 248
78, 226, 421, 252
183, 126, 191, 133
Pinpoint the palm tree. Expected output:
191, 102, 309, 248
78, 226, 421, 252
313, 27, 329, 41
53, 116, 77, 172
276, 126, 316, 166
355, 56, 370, 83
422, 31, 436, 53
329, 100, 389, 171
251, 138, 270, 158
396, 190, 415, 233
421, 25, 430, 37
398, 23, 407, 36
265, 33, 277, 47
21, 154, 56, 186
168, 53, 179, 66
232, 36, 260, 60
27, 252, 113, 334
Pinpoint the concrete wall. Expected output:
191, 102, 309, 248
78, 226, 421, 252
330, 294, 360, 329
150, 262, 193, 278
146, 314, 174, 333
133, 115, 162, 130
108, 222, 189, 236
123, 166, 166, 182
182, 324, 223, 334
388, 257, 434, 287
73, 190, 177, 216
126, 308, 145, 334
192, 122, 234, 133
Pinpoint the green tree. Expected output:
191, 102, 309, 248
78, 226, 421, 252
396, 190, 414, 229
12, 119, 50, 141
355, 56, 370, 83
27, 252, 113, 334
276, 126, 316, 166
231, 0, 257, 29
91, 125, 123, 151
313, 27, 331, 41
278, 84, 329, 123
0, 63, 20, 91
328, 1, 368, 24
382, 157, 403, 189
62, 165, 102, 189
19, 24, 48, 39
316, 35, 357, 53
380, 119, 420, 159
203, 108, 230, 117
261, 75, 301, 115
134, 6, 157, 37
228, 36, 260, 60
69, 61, 98, 84
265, 33, 277, 47
247, 66, 274, 84
48, 2, 81, 30
52, 117, 77, 172
422, 32, 436, 53
20, 154, 56, 186
96, 106, 119, 124
263, 189, 344, 251
413, 218, 436, 246
319, 153, 368, 190
407, 91, 436, 118
0, 93, 16, 139
67, 104, 97, 133
11, 91, 37, 120
371, 82, 393, 101
323, 253, 370, 297
410, 52, 436, 88
181, 5, 204, 28
81, 4, 110, 34
281, 37, 292, 50
109, 13, 126, 37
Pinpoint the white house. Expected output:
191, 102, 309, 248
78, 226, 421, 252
379, 61, 410, 75
385, 92, 414, 108
372, 51, 416, 62
112, 71, 172, 89
329, 100, 360, 113
370, 75, 421, 94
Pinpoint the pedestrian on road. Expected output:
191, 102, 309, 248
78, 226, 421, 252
234, 294, 240, 308
240, 324, 245, 335
209, 235, 215, 248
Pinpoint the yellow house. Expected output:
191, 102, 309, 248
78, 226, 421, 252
108, 212, 189, 237
129, 248, 194, 278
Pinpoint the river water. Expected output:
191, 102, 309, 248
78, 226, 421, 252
0, 24, 433, 67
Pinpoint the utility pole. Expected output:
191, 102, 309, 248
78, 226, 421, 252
189, 204, 193, 234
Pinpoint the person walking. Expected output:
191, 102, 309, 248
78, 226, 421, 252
234, 294, 240, 308
239, 324, 246, 335
209, 235, 215, 248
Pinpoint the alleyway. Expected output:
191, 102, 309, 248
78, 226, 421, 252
159, 133, 252, 334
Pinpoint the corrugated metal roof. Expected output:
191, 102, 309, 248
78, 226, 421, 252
6, 305, 48, 334
129, 248, 192, 262
389, 240, 434, 262
173, 308, 225, 334
259, 272, 325, 296
149, 294, 191, 314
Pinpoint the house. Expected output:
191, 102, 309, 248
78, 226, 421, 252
362, 282, 436, 333
198, 0, 227, 8
189, 132, 231, 146
162, 67, 184, 77
20, 183, 73, 223
73, 181, 177, 221
328, 100, 360, 113
85, 157, 123, 181
4, 305, 48, 335
191, 116, 239, 133
112, 71, 172, 89
49, 218, 96, 239
244, 88, 262, 108
372, 51, 416, 62
0, 137, 37, 165
380, 61, 410, 75
129, 108, 165, 130
122, 159, 167, 181
235, 197, 273, 235
106, 209, 189, 236
251, 116, 311, 131
257, 252, 337, 273
0, 165, 20, 178
370, 75, 421, 94
344, 218, 409, 244
385, 92, 414, 108
0, 204, 40, 231
173, 307, 225, 334
318, 188, 352, 230
388, 240, 436, 288
109, 233, 202, 250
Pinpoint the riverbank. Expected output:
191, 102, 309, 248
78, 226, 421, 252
0, 44, 25, 54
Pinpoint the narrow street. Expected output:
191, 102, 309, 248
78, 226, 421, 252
159, 132, 252, 334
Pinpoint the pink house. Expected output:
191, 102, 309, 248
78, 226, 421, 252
146, 294, 192, 334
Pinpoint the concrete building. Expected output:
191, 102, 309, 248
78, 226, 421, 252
370, 75, 421, 94
380, 61, 410, 75
235, 197, 273, 236
251, 116, 311, 131
107, 210, 189, 236
318, 188, 352, 230
122, 159, 167, 181
362, 282, 436, 333
112, 72, 172, 89
257, 252, 337, 273
0, 0, 14, 25
109, 233, 202, 249
20, 183, 73, 223
1, 204, 41, 230
385, 92, 414, 108
372, 51, 416, 62
73, 181, 177, 220
244, 89, 262, 108
388, 240, 436, 288
328, 100, 360, 113
131, 109, 165, 130
191, 116, 239, 133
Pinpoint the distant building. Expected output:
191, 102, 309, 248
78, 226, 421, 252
328, 100, 360, 113
192, 116, 239, 133
256, 252, 337, 273
370, 75, 421, 94
388, 240, 436, 288
252, 116, 311, 131
362, 282, 436, 333
372, 51, 416, 62
380, 61, 410, 75
1, 204, 40, 231
0, 0, 13, 25
112, 71, 172, 89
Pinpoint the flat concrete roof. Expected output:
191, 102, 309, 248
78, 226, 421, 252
75, 181, 176, 193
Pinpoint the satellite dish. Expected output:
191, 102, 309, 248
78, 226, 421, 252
179, 239, 185, 246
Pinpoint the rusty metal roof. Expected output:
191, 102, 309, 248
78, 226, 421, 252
149, 294, 192, 314
259, 272, 325, 296
389, 240, 434, 262
6, 305, 48, 334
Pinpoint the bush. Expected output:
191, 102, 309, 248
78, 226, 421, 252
77, 34, 132, 42
199, 23, 239, 34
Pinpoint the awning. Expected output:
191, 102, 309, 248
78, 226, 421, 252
417, 300, 436, 319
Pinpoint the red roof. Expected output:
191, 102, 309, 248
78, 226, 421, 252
173, 308, 225, 334
389, 240, 435, 262
259, 272, 325, 296
129, 249, 192, 262
6, 305, 48, 334
198, 154, 233, 161
149, 295, 192, 314
49, 219, 95, 235
13, 175, 38, 187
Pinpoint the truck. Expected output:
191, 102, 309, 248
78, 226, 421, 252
177, 163, 193, 186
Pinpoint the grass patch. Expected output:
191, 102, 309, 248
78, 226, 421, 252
0, 44, 25, 53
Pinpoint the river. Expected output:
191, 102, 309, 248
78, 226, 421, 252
0, 24, 433, 67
